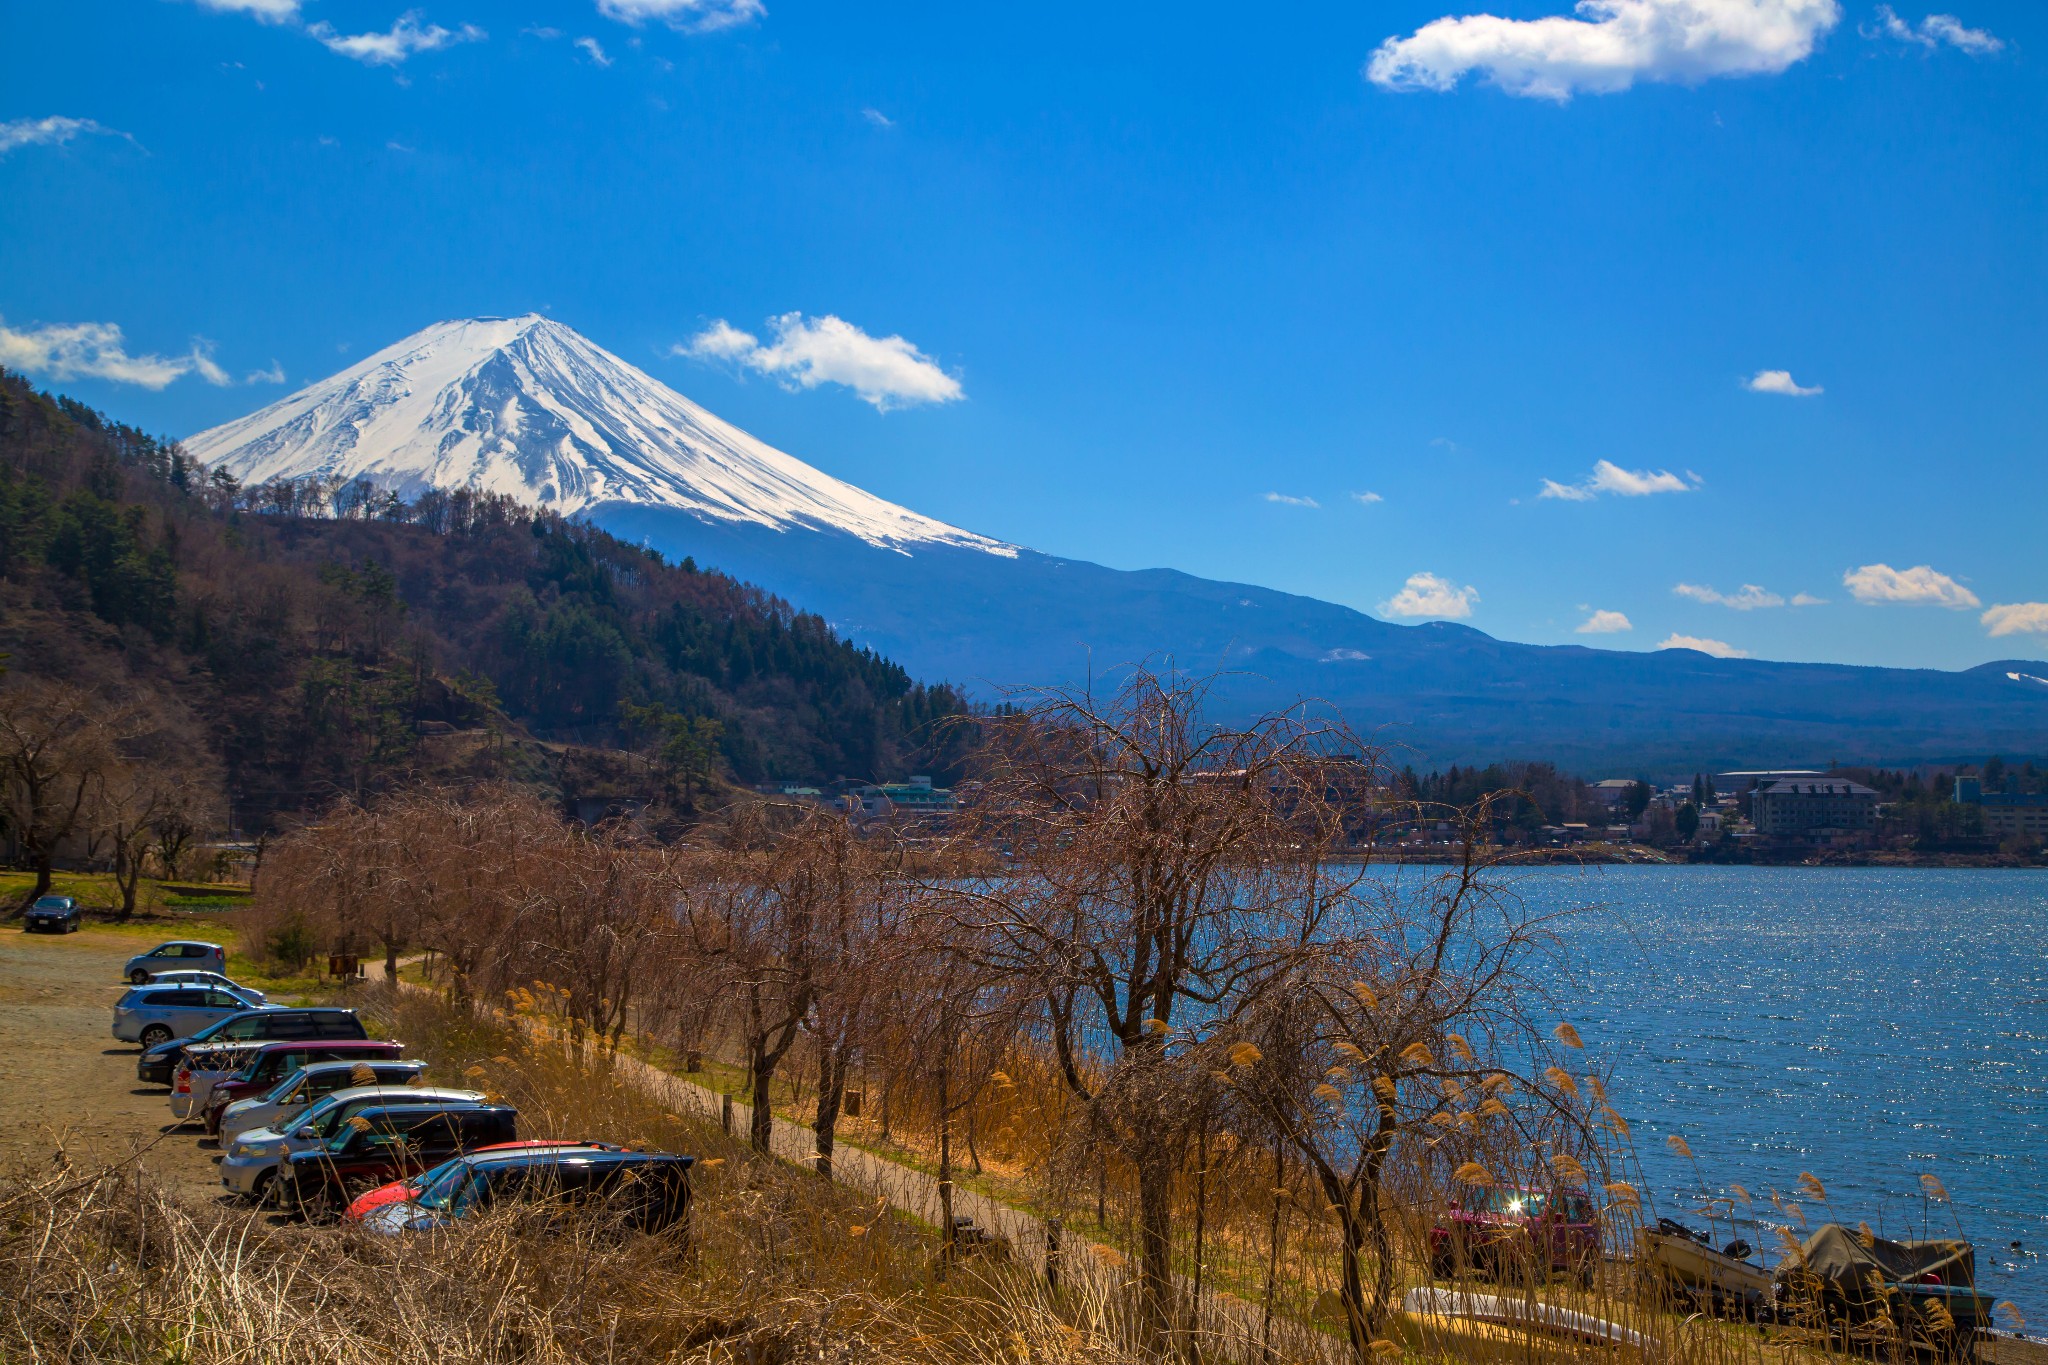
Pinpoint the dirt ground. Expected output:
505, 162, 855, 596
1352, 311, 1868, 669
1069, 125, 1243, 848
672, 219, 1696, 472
0, 926, 231, 1202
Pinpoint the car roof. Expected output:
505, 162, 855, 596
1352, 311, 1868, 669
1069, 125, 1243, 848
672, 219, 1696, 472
248, 1038, 396, 1054
300, 1055, 419, 1070
149, 941, 222, 951
328, 1085, 484, 1102
468, 1148, 689, 1171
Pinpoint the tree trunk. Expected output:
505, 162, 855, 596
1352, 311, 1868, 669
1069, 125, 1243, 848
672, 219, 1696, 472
748, 1042, 776, 1155
1336, 1205, 1374, 1365
1135, 1148, 1178, 1349
384, 936, 399, 982
814, 1039, 847, 1179
115, 834, 141, 920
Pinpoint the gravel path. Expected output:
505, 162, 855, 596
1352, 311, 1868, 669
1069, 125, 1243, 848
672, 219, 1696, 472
0, 927, 226, 1202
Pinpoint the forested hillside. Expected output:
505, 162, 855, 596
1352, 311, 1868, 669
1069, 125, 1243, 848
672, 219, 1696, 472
0, 370, 974, 839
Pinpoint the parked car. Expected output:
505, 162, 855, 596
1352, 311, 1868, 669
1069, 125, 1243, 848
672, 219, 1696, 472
1429, 1186, 1601, 1285
219, 1086, 488, 1201
134, 1006, 367, 1084
178, 1036, 397, 1124
171, 1043, 266, 1121
202, 1041, 408, 1135
363, 1145, 694, 1236
220, 1057, 428, 1144
123, 941, 227, 984
279, 1103, 517, 1219
343, 1141, 624, 1223
114, 985, 273, 1048
23, 895, 82, 933
137, 969, 267, 1004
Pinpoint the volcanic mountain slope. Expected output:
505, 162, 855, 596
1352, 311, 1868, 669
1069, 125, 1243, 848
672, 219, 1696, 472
188, 316, 2048, 771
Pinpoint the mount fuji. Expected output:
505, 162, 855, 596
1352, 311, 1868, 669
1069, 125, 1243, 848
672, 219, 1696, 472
187, 315, 2048, 771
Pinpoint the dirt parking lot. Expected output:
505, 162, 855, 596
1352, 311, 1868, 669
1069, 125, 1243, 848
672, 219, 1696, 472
0, 926, 232, 1201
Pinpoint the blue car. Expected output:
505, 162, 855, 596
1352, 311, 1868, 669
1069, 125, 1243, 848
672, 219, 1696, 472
23, 896, 82, 933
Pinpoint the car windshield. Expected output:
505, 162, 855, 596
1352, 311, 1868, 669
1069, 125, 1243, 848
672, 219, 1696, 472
410, 1158, 472, 1211
33, 897, 67, 909
259, 1074, 302, 1104
1469, 1190, 1548, 1217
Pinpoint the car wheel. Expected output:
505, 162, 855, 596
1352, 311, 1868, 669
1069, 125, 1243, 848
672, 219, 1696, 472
139, 1024, 173, 1047
129, 968, 151, 984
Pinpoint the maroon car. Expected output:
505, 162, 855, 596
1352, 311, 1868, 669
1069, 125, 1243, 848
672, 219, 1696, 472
1429, 1186, 1601, 1284
200, 1039, 405, 1136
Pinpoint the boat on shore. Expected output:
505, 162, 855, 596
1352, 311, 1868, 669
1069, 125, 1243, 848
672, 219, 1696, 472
1640, 1218, 1773, 1312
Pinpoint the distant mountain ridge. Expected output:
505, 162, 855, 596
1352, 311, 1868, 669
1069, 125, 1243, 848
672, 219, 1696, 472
187, 317, 2048, 772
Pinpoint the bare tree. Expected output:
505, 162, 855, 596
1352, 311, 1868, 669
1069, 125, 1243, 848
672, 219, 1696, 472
97, 763, 220, 919
1221, 797, 1598, 1359
0, 681, 123, 909
946, 665, 1373, 1342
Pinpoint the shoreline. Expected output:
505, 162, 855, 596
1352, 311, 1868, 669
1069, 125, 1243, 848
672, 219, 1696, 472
1335, 847, 2048, 869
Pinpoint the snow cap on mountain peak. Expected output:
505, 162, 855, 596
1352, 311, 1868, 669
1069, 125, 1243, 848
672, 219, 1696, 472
183, 315, 1013, 556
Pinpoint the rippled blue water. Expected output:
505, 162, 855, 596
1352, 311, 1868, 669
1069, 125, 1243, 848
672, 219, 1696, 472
1494, 865, 2048, 1324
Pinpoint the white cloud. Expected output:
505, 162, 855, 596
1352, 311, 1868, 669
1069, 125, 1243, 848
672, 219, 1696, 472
1366, 0, 1841, 102
1871, 6, 2002, 53
862, 107, 895, 128
1790, 591, 1826, 606
1746, 368, 1823, 396
1381, 571, 1479, 619
1265, 492, 1320, 508
244, 361, 287, 385
1657, 632, 1749, 658
185, 0, 301, 20
1674, 581, 1784, 610
1983, 603, 2048, 638
1541, 459, 1694, 501
523, 25, 564, 39
575, 35, 612, 64
0, 116, 137, 157
0, 317, 231, 390
1843, 562, 1980, 609
1351, 491, 1385, 506
596, 0, 764, 32
679, 313, 963, 411
308, 12, 485, 65
1577, 609, 1634, 633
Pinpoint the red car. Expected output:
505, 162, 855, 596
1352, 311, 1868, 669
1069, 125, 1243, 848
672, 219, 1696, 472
341, 1141, 624, 1223
199, 1039, 406, 1136
1430, 1186, 1601, 1285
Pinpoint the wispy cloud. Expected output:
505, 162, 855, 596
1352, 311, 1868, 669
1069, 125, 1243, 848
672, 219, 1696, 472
862, 107, 895, 128
0, 316, 234, 390
1746, 368, 1823, 396
1577, 609, 1633, 634
1351, 491, 1385, 506
1657, 633, 1748, 659
1381, 571, 1478, 620
183, 0, 301, 21
309, 12, 485, 65
1843, 562, 1980, 609
244, 361, 287, 385
596, 0, 764, 33
575, 35, 612, 64
679, 313, 963, 411
0, 116, 139, 157
1366, 0, 1841, 102
1983, 603, 2048, 637
1540, 459, 1695, 502
1264, 492, 1320, 508
1674, 582, 1794, 610
1869, 5, 2003, 53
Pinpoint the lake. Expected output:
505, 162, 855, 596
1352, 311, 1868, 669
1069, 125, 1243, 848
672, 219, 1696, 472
1497, 865, 2048, 1327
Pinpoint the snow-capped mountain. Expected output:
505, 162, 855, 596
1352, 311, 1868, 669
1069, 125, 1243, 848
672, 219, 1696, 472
183, 315, 2048, 770
184, 315, 1014, 557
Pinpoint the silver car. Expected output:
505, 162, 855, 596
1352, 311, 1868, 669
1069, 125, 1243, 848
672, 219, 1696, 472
123, 941, 228, 984
219, 1085, 485, 1201
138, 969, 267, 1004
170, 1044, 265, 1122
218, 1059, 429, 1143
112, 984, 263, 1047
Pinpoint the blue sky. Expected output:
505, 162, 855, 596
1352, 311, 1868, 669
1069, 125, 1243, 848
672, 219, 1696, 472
3, 0, 2043, 669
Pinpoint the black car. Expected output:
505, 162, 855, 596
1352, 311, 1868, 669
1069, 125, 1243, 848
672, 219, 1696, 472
367, 1145, 696, 1236
23, 896, 82, 933
279, 1103, 517, 1219
135, 1007, 369, 1085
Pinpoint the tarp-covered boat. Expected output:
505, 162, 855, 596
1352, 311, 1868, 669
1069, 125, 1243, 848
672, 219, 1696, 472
1775, 1224, 1991, 1337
